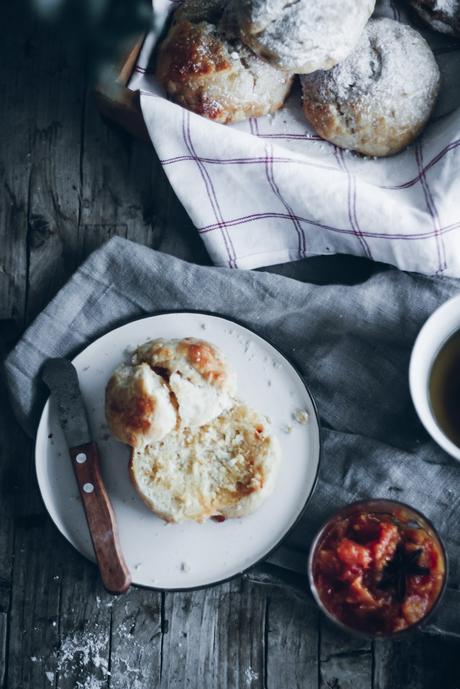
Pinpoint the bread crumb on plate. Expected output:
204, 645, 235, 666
293, 409, 309, 425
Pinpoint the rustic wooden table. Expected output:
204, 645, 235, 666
1, 4, 459, 688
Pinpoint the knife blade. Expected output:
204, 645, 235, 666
42, 358, 131, 595
42, 358, 91, 448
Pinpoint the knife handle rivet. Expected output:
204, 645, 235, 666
83, 483, 94, 494
76, 453, 87, 464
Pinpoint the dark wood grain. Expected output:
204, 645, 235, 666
160, 579, 266, 689
24, 21, 86, 323
319, 621, 372, 689
57, 564, 112, 689
265, 581, 319, 689
6, 435, 62, 689
109, 588, 162, 688
0, 4, 32, 321
1, 1, 459, 687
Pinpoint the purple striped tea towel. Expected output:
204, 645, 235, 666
129, 0, 460, 275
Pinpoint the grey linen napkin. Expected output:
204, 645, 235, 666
4, 237, 460, 636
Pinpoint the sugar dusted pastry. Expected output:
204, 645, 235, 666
229, 0, 375, 74
301, 18, 440, 157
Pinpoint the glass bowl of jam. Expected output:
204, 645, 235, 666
308, 499, 447, 638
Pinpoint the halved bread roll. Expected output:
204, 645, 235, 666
132, 337, 236, 428
130, 404, 280, 523
105, 363, 177, 448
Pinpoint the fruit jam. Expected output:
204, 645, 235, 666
312, 509, 445, 635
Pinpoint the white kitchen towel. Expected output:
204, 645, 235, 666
130, 0, 460, 274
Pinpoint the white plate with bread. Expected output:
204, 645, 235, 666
36, 312, 321, 590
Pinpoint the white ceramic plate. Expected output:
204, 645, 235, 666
36, 312, 321, 590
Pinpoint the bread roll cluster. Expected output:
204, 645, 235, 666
105, 337, 280, 523
156, 0, 445, 156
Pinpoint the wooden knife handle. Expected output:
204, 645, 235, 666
69, 442, 132, 594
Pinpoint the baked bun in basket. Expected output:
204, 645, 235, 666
229, 0, 375, 74
301, 18, 440, 157
155, 0, 293, 124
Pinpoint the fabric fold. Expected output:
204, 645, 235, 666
130, 0, 460, 274
5, 236, 460, 635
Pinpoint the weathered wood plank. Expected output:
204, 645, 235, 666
373, 632, 460, 689
79, 96, 154, 248
81, 223, 128, 258
109, 588, 162, 689
2, 347, 62, 689
0, 381, 20, 613
0, 366, 37, 689
0, 613, 7, 689
0, 414, 18, 689
87, 89, 210, 263
0, 3, 32, 320
23, 27, 86, 322
373, 636, 424, 689
56, 562, 111, 689
6, 466, 62, 689
319, 619, 373, 689
80, 88, 210, 265
265, 586, 319, 689
160, 578, 265, 689
420, 635, 460, 688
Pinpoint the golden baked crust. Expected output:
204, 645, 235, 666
132, 337, 237, 428
105, 338, 235, 445
178, 339, 225, 382
301, 18, 440, 157
105, 363, 177, 448
136, 337, 228, 388
106, 377, 155, 443
155, 0, 293, 124
156, 21, 231, 121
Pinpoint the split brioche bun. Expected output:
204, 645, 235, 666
129, 403, 280, 523
132, 337, 237, 429
105, 363, 177, 449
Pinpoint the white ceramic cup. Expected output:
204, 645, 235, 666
409, 293, 460, 461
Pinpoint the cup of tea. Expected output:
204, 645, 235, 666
409, 293, 460, 461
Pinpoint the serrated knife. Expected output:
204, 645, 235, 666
42, 358, 131, 594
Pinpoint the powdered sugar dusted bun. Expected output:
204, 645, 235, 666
155, 0, 293, 124
409, 0, 460, 36
132, 337, 237, 428
129, 404, 280, 523
301, 18, 440, 157
229, 0, 375, 74
105, 363, 177, 449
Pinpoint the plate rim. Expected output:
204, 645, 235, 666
35, 308, 323, 592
